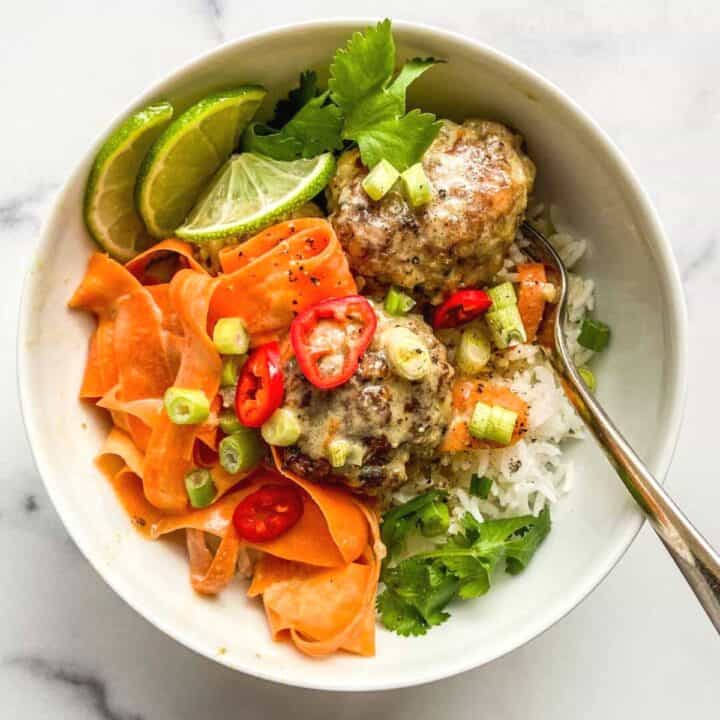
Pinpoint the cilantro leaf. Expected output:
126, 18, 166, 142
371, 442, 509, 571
280, 92, 344, 157
270, 70, 319, 128
380, 559, 456, 631
328, 19, 395, 111
438, 554, 492, 600
378, 506, 552, 636
354, 109, 442, 172
328, 20, 443, 170
342, 91, 402, 138
388, 57, 442, 104
242, 92, 343, 160
380, 490, 446, 562
376, 588, 428, 636
504, 506, 552, 574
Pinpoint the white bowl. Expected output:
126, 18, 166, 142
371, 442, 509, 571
18, 20, 687, 691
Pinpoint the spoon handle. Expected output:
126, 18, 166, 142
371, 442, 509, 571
550, 352, 720, 632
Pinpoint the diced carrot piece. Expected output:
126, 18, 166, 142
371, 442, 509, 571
441, 380, 529, 452
517, 263, 547, 343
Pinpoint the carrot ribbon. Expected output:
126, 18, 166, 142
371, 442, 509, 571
211, 219, 357, 343
72, 220, 377, 657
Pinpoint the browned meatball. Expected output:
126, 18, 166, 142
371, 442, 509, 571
280, 302, 454, 493
327, 120, 536, 303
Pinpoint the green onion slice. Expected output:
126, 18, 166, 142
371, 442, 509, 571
486, 305, 527, 349
486, 282, 517, 310
221, 355, 245, 388
577, 319, 610, 352
163, 387, 210, 425
362, 158, 400, 201
327, 439, 350, 468
468, 401, 518, 446
400, 163, 433, 208
219, 408, 244, 436
184, 468, 216, 508
470, 474, 493, 499
384, 286, 416, 316
213, 317, 250, 355
457, 327, 491, 375
383, 326, 431, 381
261, 407, 302, 447
219, 430, 263, 474
578, 366, 597, 392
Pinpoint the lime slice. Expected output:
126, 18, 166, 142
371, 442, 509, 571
176, 152, 336, 241
136, 86, 267, 238
83, 102, 174, 260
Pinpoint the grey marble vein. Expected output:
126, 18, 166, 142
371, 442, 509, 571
201, 0, 224, 43
681, 234, 718, 283
8, 658, 144, 720
0, 183, 58, 230
23, 494, 38, 513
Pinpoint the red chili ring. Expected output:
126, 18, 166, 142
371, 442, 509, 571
433, 289, 492, 329
232, 484, 304, 542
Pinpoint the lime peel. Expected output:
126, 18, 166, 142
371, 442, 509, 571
177, 152, 336, 242
83, 101, 174, 260
136, 86, 267, 239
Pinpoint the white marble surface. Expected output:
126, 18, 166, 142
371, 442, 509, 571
2, 1, 719, 717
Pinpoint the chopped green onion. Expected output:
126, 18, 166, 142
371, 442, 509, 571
327, 439, 364, 467
470, 474, 493, 499
213, 317, 249, 355
419, 501, 450, 537
468, 401, 518, 446
220, 355, 245, 387
383, 327, 431, 380
456, 327, 491, 375
487, 282, 517, 310
184, 469, 216, 508
362, 159, 400, 201
577, 318, 610, 352
261, 407, 302, 447
486, 305, 527, 349
384, 286, 416, 316
219, 430, 263, 474
328, 439, 350, 468
219, 408, 244, 436
578, 366, 597, 392
401, 163, 433, 208
487, 406, 518, 445
468, 401, 492, 439
163, 387, 210, 425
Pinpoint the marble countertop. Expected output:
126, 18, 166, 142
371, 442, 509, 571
2, 2, 719, 717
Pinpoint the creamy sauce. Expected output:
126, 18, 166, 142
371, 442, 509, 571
283, 302, 454, 491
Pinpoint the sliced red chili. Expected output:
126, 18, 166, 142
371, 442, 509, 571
235, 342, 284, 428
232, 484, 304, 542
433, 289, 492, 329
290, 295, 377, 390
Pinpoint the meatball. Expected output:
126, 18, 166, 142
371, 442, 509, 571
281, 302, 454, 493
327, 120, 536, 303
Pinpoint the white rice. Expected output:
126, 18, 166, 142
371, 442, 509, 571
393, 200, 595, 528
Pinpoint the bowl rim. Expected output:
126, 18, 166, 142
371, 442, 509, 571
17, 17, 688, 692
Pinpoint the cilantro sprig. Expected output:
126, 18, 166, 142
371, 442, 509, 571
243, 71, 344, 160
377, 500, 552, 637
241, 20, 443, 170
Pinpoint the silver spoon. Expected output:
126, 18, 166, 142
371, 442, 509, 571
521, 220, 720, 631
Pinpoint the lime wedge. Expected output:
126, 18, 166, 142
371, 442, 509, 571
83, 102, 173, 260
177, 152, 336, 241
136, 86, 267, 238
